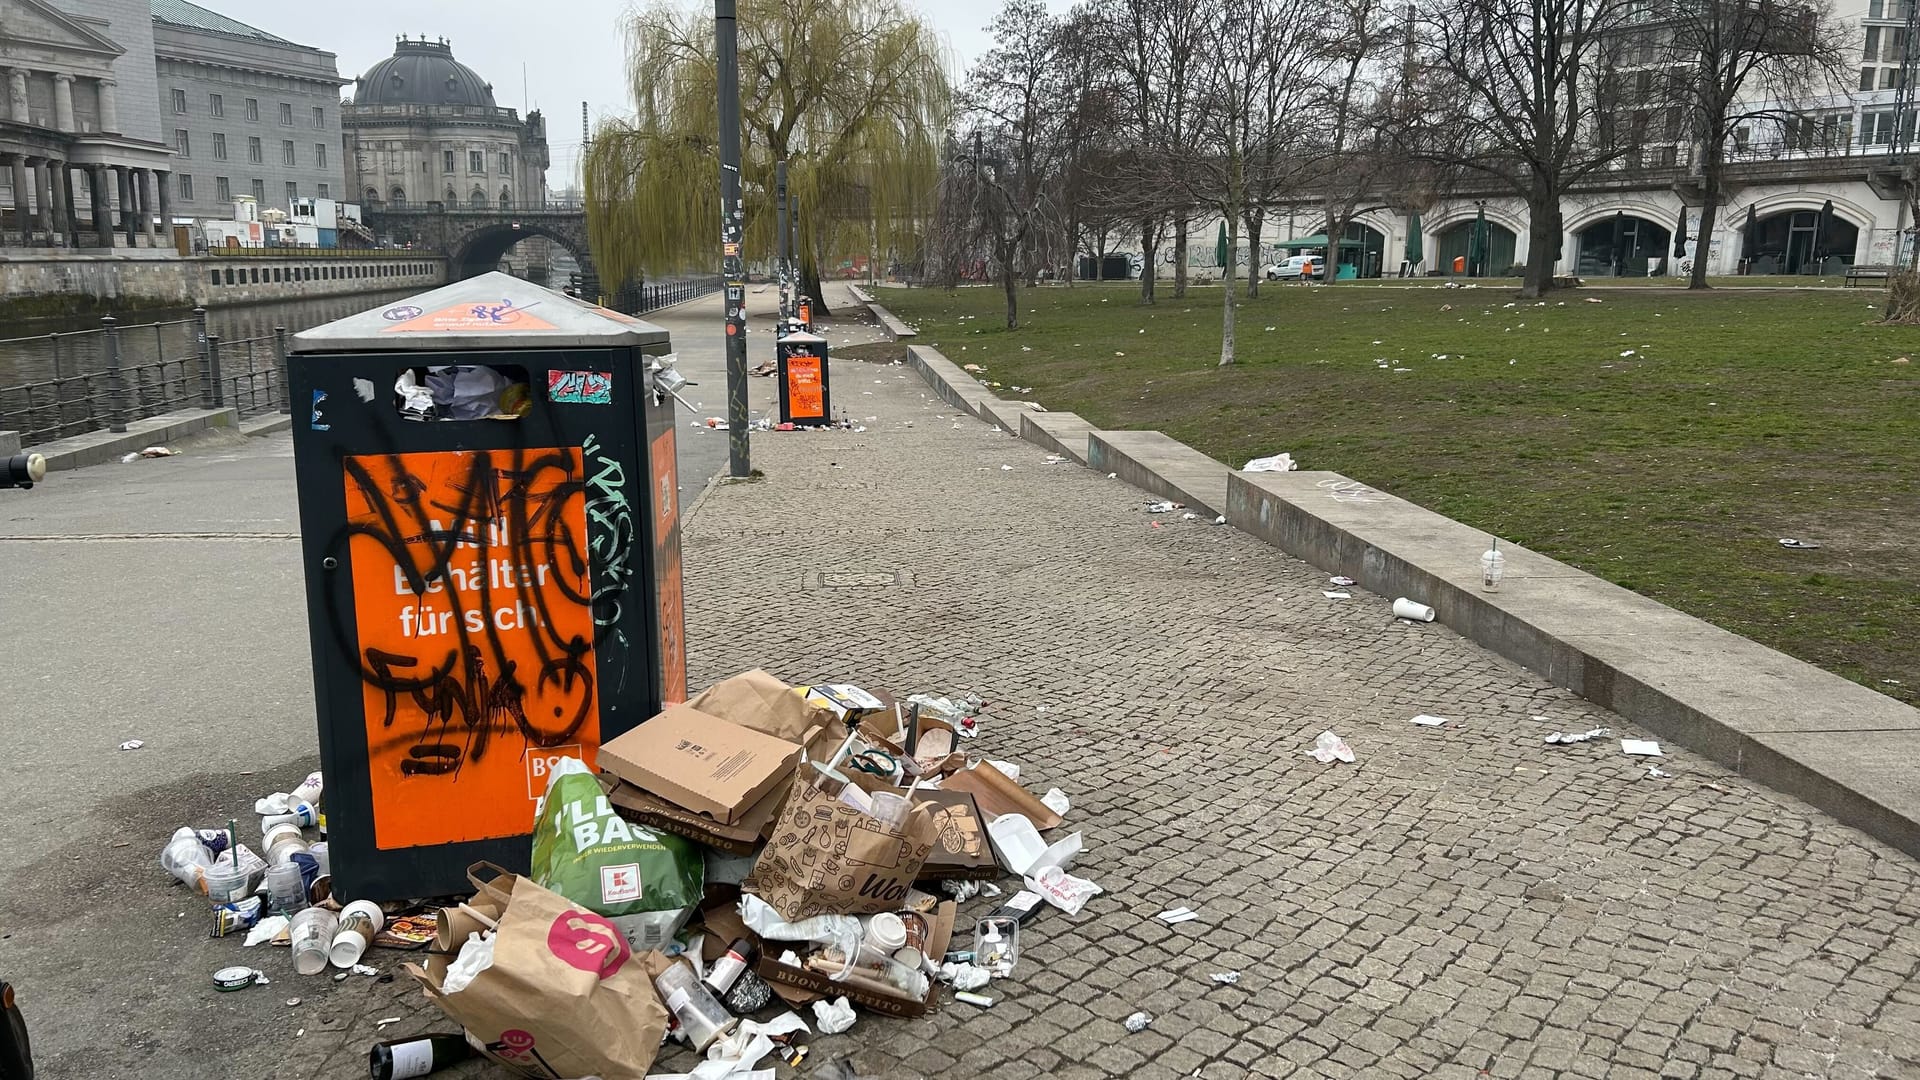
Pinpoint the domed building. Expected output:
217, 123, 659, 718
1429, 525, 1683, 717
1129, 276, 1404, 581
341, 36, 548, 215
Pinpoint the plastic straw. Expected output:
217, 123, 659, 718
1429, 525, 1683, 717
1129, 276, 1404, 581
228, 818, 238, 871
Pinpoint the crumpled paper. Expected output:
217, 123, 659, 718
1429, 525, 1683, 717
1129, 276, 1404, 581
1040, 788, 1070, 816
645, 1014, 809, 1080
440, 930, 495, 994
1026, 864, 1102, 916
1243, 453, 1298, 472
812, 996, 857, 1035
1124, 1012, 1153, 1033
1307, 731, 1356, 764
243, 915, 289, 948
939, 962, 991, 991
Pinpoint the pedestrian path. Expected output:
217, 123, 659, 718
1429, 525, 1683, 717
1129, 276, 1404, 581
677, 329, 1920, 1078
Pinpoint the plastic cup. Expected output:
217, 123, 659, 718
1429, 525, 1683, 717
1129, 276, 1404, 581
265, 863, 309, 915
865, 912, 908, 953
329, 899, 385, 968
1392, 597, 1436, 622
654, 962, 737, 1052
867, 792, 910, 829
289, 907, 339, 976
203, 864, 252, 904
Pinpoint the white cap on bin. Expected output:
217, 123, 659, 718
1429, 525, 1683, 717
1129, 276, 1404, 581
290, 271, 671, 352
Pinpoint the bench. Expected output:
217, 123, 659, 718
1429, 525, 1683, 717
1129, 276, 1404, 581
1845, 264, 1895, 286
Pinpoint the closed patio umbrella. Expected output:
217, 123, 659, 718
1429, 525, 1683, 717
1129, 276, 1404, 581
1215, 220, 1229, 268
1405, 213, 1423, 266
1815, 199, 1834, 266
1743, 203, 1758, 272
1610, 210, 1626, 275
1673, 205, 1688, 258
1468, 205, 1488, 276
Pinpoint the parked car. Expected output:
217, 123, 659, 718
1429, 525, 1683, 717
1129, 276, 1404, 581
1265, 254, 1325, 280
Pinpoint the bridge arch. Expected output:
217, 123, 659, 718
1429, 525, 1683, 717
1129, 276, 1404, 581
446, 220, 595, 286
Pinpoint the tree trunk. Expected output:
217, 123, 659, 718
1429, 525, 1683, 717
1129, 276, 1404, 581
1064, 211, 1080, 287
1219, 211, 1239, 366
1139, 217, 1157, 304
1321, 207, 1343, 286
1520, 186, 1558, 299
802, 243, 831, 316
1244, 208, 1264, 298
1172, 211, 1189, 298
1001, 246, 1019, 329
1690, 159, 1722, 290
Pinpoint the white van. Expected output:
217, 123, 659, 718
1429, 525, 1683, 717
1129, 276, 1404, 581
1266, 254, 1325, 280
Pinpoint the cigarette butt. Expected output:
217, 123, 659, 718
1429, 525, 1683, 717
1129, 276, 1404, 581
954, 991, 994, 1008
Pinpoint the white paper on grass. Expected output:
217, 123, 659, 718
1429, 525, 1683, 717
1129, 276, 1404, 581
1243, 453, 1298, 472
1620, 739, 1664, 757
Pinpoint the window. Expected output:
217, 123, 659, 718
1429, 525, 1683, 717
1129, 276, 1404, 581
179, 174, 193, 200
312, 106, 325, 129
216, 176, 231, 200
443, 150, 456, 173
282, 140, 295, 166
248, 136, 262, 163
171, 88, 187, 113
1863, 67, 1878, 91
174, 129, 190, 156
279, 102, 293, 125
251, 178, 265, 204
209, 93, 224, 117
213, 133, 227, 160
469, 150, 485, 173
500, 151, 512, 175
315, 143, 327, 168
391, 186, 406, 207
318, 183, 329, 199
1869, 0, 1907, 18
245, 97, 259, 121
286, 181, 298, 204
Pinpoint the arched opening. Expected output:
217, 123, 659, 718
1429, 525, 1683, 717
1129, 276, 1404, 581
499, 187, 512, 210
364, 187, 381, 207
468, 188, 487, 209
444, 187, 457, 204
1744, 209, 1859, 275
1333, 221, 1387, 279
1436, 219, 1519, 276
1575, 214, 1672, 277
390, 186, 406, 208
450, 223, 583, 288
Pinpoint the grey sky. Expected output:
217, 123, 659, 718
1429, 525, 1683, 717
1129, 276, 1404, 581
225, 0, 1030, 182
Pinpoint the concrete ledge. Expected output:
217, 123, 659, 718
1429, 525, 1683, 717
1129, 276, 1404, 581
1087, 430, 1233, 516
1227, 469, 1920, 861
867, 302, 917, 341
0, 430, 19, 457
1020, 411, 1098, 465
848, 285, 875, 304
239, 413, 293, 437
26, 407, 236, 471
906, 345, 997, 419
979, 398, 1032, 435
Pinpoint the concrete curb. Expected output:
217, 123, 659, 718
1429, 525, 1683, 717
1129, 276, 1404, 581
864, 300, 917, 342
902, 339, 1920, 861
1087, 430, 1232, 517
240, 414, 293, 437
27, 407, 237, 471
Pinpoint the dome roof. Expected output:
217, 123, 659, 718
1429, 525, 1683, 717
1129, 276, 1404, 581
353, 38, 496, 108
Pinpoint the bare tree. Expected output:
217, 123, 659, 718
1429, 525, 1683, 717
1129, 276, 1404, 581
946, 0, 1068, 328
1405, 0, 1646, 297
1312, 0, 1406, 286
1641, 0, 1852, 288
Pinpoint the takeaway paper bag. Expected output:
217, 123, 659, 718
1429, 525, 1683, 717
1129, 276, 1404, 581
744, 766, 938, 921
686, 669, 833, 743
405, 874, 669, 1080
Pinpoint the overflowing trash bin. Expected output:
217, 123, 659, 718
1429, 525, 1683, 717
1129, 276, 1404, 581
284, 273, 688, 900
776, 330, 831, 427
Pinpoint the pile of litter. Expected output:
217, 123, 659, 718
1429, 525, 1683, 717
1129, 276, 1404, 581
156, 671, 1097, 1078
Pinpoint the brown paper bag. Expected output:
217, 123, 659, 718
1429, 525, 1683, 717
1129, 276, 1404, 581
744, 766, 938, 920
686, 669, 834, 743
405, 867, 669, 1080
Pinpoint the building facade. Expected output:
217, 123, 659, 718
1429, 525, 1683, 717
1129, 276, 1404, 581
342, 37, 549, 213
151, 0, 347, 219
1, 0, 174, 248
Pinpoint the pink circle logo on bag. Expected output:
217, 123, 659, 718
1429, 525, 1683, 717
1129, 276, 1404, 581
546, 911, 630, 978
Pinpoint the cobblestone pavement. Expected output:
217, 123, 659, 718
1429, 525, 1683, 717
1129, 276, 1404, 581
653, 303, 1920, 1079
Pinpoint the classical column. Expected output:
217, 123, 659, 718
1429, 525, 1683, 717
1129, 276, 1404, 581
115, 165, 134, 246
97, 78, 118, 134
137, 168, 157, 244
89, 166, 113, 248
60, 162, 79, 240
156, 169, 172, 246
6, 70, 27, 124
46, 160, 66, 246
52, 74, 74, 132
6, 155, 26, 244
27, 158, 50, 242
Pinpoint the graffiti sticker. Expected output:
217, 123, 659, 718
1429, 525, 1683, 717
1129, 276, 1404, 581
548, 370, 613, 405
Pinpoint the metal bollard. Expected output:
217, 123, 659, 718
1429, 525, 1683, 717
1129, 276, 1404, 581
274, 326, 290, 413
103, 315, 128, 433
205, 334, 224, 409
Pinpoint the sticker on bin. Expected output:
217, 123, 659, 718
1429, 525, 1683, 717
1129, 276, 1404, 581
381, 299, 557, 333
549, 370, 613, 405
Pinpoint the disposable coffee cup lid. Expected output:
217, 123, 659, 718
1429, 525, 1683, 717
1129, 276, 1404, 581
212, 966, 257, 991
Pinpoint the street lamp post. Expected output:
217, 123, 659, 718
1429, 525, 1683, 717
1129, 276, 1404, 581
716, 0, 749, 477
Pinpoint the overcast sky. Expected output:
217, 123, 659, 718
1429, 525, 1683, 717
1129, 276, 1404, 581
235, 0, 1059, 182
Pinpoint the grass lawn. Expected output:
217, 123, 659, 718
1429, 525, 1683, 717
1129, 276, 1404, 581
854, 280, 1920, 703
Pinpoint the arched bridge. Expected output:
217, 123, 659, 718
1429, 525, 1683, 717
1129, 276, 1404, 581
363, 203, 599, 293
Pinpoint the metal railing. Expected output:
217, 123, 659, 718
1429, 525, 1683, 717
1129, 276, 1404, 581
0, 310, 290, 446
624, 277, 723, 314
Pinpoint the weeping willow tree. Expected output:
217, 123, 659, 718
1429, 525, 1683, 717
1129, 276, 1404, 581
585, 0, 951, 308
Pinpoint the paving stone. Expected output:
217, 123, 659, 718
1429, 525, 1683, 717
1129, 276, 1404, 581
663, 338, 1920, 1079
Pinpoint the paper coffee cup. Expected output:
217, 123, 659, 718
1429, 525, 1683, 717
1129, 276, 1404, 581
1392, 598, 1436, 622
328, 899, 385, 968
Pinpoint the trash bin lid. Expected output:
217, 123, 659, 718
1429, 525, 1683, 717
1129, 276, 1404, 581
778, 331, 827, 345
290, 271, 671, 353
